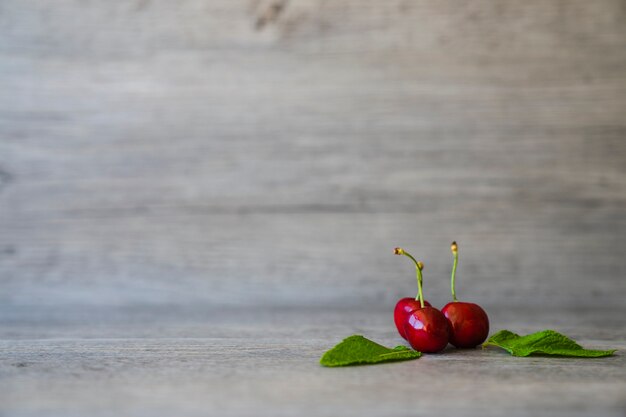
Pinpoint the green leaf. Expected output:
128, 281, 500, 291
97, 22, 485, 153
483, 330, 616, 357
320, 335, 421, 367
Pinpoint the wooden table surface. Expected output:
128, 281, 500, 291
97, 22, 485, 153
1, 305, 624, 417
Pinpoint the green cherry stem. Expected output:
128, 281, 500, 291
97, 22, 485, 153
394, 247, 425, 308
450, 241, 458, 302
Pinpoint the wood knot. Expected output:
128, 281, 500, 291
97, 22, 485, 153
255, 0, 288, 30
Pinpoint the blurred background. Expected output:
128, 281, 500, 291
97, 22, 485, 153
1, 0, 625, 334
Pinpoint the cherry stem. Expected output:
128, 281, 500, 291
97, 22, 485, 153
450, 241, 458, 302
394, 248, 425, 308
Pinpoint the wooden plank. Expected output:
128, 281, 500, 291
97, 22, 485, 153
0, 209, 625, 309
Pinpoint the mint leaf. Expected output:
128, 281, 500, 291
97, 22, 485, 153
320, 335, 421, 367
483, 330, 616, 357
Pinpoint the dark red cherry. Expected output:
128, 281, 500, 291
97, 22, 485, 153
442, 302, 489, 348
394, 297, 432, 340
393, 248, 447, 350
445, 241, 490, 348
403, 307, 450, 353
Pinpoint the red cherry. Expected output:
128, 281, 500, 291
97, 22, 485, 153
404, 307, 450, 353
392, 247, 434, 340
394, 297, 432, 340
442, 302, 489, 348
445, 241, 490, 348
393, 247, 449, 351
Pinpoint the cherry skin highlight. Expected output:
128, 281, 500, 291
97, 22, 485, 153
442, 301, 489, 348
403, 307, 450, 353
394, 297, 432, 340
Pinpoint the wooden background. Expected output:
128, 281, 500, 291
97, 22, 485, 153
1, 1, 625, 416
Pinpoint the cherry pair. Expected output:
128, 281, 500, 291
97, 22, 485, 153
393, 242, 489, 353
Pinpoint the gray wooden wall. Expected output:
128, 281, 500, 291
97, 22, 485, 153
1, 0, 626, 316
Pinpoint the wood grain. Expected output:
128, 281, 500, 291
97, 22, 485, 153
1, 0, 625, 311
1, 308, 625, 417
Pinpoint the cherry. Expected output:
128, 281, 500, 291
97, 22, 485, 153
441, 241, 490, 348
393, 248, 432, 340
404, 306, 451, 353
394, 248, 450, 352
442, 301, 489, 348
